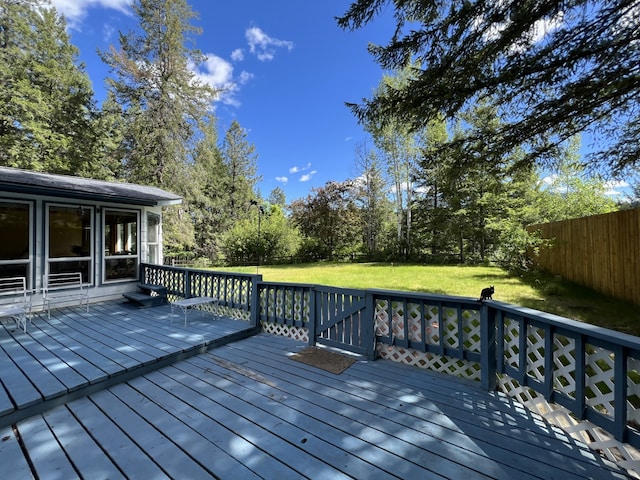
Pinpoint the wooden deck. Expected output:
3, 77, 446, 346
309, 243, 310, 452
0, 303, 633, 479
0, 300, 257, 427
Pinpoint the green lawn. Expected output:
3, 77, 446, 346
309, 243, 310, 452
216, 262, 640, 336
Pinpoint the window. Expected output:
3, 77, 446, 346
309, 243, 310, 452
147, 214, 160, 264
0, 201, 31, 282
104, 210, 138, 281
47, 205, 92, 282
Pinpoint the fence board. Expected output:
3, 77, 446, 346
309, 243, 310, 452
529, 208, 640, 305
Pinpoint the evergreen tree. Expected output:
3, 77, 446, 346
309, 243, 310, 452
414, 117, 450, 257
189, 114, 230, 259
100, 0, 216, 187
0, 0, 99, 174
221, 120, 261, 219
267, 187, 286, 208
338, 0, 640, 174
100, 0, 218, 253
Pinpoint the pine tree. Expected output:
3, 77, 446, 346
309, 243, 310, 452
100, 0, 218, 253
0, 0, 98, 174
100, 0, 216, 187
338, 0, 640, 174
220, 120, 261, 219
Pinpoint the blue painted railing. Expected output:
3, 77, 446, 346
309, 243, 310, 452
141, 264, 260, 324
140, 264, 640, 448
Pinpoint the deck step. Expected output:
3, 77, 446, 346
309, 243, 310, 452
122, 292, 166, 307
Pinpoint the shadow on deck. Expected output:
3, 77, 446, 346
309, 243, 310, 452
0, 301, 634, 479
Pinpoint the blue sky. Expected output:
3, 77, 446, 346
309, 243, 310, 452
49, 0, 395, 202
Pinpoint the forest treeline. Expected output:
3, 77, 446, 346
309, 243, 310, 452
1, 0, 635, 272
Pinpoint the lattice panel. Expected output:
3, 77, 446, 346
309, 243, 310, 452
391, 301, 406, 340
424, 305, 440, 345
503, 317, 520, 370
585, 344, 615, 419
526, 325, 546, 383
375, 299, 390, 337
498, 375, 640, 479
376, 344, 481, 381
374, 300, 480, 353
553, 334, 577, 398
261, 321, 308, 342
441, 307, 459, 349
628, 357, 640, 428
461, 309, 481, 352
406, 302, 422, 342
260, 289, 311, 323
292, 290, 311, 323
260, 289, 276, 319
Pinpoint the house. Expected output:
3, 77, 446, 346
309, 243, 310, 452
0, 166, 181, 305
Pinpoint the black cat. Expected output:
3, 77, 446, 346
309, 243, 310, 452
479, 285, 494, 302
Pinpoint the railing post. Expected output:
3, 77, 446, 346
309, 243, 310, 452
481, 304, 497, 391
249, 275, 261, 329
363, 291, 376, 361
184, 269, 191, 299
308, 287, 317, 347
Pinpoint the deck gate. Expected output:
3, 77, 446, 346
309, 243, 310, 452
311, 286, 374, 358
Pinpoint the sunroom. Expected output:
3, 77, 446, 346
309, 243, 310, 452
0, 166, 181, 305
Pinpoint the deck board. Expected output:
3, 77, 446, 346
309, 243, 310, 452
43, 406, 125, 479
109, 381, 267, 480
90, 388, 219, 479
18, 415, 80, 479
141, 368, 396, 480
25, 320, 111, 384
206, 337, 567, 479
0, 425, 31, 478
233, 335, 580, 463
0, 331, 67, 401
0, 300, 256, 426
66, 397, 171, 479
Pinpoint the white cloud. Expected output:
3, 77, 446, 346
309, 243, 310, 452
245, 26, 293, 62
193, 55, 233, 88
604, 180, 630, 196
276, 176, 288, 184
238, 71, 254, 84
103, 23, 116, 42
473, 8, 564, 53
299, 171, 317, 182
188, 53, 255, 107
605, 180, 630, 190
189, 54, 240, 106
231, 49, 244, 62
50, 0, 131, 27
289, 162, 311, 174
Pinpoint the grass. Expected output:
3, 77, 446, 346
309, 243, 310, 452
216, 262, 640, 336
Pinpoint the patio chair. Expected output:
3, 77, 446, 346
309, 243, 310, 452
0, 276, 32, 333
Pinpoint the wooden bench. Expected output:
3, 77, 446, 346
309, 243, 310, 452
171, 296, 218, 326
123, 284, 168, 308
43, 272, 89, 319
0, 276, 31, 333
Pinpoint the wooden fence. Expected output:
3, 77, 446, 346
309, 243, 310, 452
528, 208, 640, 306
